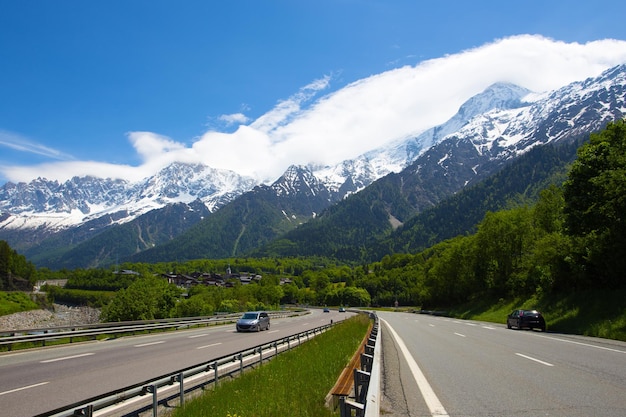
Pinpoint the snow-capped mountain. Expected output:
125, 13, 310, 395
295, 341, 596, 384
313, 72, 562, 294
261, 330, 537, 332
0, 164, 256, 233
1, 64, 625, 267
311, 82, 533, 196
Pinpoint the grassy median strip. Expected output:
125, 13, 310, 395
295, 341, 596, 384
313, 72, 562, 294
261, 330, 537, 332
170, 314, 371, 417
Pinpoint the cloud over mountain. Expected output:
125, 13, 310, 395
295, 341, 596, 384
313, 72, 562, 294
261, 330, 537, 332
3, 35, 626, 185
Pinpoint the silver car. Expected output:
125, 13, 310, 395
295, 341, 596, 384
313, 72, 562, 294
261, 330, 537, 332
236, 311, 270, 332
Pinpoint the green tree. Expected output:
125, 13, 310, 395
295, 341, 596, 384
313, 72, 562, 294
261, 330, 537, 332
473, 208, 536, 297
101, 276, 181, 321
0, 240, 36, 290
563, 120, 626, 288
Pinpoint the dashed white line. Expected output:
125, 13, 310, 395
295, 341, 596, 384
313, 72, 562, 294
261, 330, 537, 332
0, 381, 49, 396
188, 333, 210, 338
196, 342, 222, 350
429, 324, 435, 327
454, 332, 466, 338
40, 353, 95, 363
134, 341, 165, 348
382, 319, 449, 417
515, 353, 554, 367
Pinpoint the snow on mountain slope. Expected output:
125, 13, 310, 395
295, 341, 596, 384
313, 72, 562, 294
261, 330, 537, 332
311, 82, 533, 196
1, 64, 625, 241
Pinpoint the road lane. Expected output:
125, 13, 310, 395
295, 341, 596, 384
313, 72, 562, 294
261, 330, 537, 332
0, 309, 345, 417
379, 311, 626, 417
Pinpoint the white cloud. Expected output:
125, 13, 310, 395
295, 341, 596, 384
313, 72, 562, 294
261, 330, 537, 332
219, 113, 250, 125
0, 129, 74, 161
3, 35, 626, 185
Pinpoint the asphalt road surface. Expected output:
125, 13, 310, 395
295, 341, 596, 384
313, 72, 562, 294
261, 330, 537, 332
378, 311, 626, 417
0, 309, 347, 417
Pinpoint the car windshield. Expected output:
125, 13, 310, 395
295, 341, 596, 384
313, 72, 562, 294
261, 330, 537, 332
242, 313, 258, 319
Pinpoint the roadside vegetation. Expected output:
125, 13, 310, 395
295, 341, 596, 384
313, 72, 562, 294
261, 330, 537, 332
0, 291, 40, 316
170, 314, 371, 417
1, 121, 626, 341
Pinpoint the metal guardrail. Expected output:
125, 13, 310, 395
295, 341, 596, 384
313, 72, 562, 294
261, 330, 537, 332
339, 312, 381, 417
34, 322, 332, 417
0, 311, 299, 351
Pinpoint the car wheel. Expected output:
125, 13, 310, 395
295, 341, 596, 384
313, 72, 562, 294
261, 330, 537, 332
507, 321, 511, 329
256, 324, 260, 332
266, 322, 270, 330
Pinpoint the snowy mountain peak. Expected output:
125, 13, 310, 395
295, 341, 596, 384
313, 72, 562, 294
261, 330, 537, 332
309, 81, 535, 197
457, 82, 532, 120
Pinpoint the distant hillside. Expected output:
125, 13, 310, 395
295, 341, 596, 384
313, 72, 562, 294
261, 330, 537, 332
127, 167, 335, 263
28, 201, 211, 269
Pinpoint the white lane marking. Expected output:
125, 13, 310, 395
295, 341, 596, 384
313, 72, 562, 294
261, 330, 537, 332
429, 324, 435, 327
196, 342, 222, 350
382, 319, 449, 417
134, 341, 165, 348
465, 322, 477, 326
40, 353, 95, 363
268, 330, 279, 334
454, 332, 466, 338
482, 325, 496, 330
188, 333, 210, 338
539, 334, 626, 354
515, 353, 554, 367
0, 381, 49, 396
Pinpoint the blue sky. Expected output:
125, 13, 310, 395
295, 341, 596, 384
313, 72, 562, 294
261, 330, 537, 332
2, 1, 626, 185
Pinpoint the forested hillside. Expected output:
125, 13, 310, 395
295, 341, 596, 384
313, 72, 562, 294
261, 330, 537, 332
25, 200, 212, 270
356, 121, 626, 307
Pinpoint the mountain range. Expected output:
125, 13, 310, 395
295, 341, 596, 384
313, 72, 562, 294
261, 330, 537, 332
1, 64, 625, 269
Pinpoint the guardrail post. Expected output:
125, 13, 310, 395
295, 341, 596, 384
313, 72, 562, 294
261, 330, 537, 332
258, 346, 263, 364
73, 404, 93, 416
207, 360, 219, 387
274, 341, 278, 356
361, 353, 373, 373
172, 372, 184, 406
237, 353, 243, 374
144, 384, 158, 417
354, 369, 370, 403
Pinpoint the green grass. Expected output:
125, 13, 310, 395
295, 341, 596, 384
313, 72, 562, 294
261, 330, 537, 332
449, 288, 626, 341
170, 314, 371, 417
0, 291, 41, 316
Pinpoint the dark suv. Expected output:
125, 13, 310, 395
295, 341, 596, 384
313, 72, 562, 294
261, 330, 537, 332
507, 309, 546, 332
236, 311, 270, 332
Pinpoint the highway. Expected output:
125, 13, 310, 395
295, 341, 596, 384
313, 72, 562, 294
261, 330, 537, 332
378, 311, 626, 417
0, 309, 346, 417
